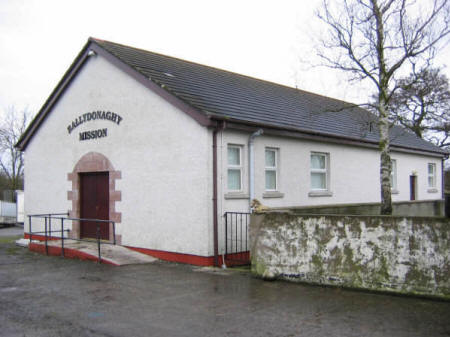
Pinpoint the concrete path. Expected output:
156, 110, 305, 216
29, 239, 158, 265
0, 235, 449, 337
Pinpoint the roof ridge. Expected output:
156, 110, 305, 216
89, 37, 365, 110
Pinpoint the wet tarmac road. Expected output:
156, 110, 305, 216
0, 234, 449, 337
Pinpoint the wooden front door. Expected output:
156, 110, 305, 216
410, 175, 417, 201
80, 172, 109, 240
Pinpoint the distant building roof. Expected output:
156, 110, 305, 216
16, 38, 449, 156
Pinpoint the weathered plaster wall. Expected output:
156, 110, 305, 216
280, 199, 446, 217
250, 213, 450, 299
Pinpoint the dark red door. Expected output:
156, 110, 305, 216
80, 172, 109, 240
410, 175, 417, 201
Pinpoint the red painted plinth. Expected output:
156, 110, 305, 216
28, 242, 118, 266
24, 233, 60, 241
26, 235, 250, 267
126, 246, 250, 267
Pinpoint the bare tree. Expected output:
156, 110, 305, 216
0, 106, 30, 191
316, 0, 450, 214
389, 67, 450, 150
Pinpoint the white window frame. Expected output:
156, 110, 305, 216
390, 159, 397, 191
428, 163, 436, 188
310, 152, 329, 191
227, 145, 243, 192
265, 148, 278, 191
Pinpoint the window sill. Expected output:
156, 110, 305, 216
308, 190, 333, 197
224, 192, 249, 200
391, 189, 399, 195
427, 188, 438, 193
262, 191, 285, 198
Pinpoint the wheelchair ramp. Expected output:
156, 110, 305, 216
28, 239, 158, 266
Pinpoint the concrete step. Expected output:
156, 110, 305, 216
29, 239, 158, 266
15, 238, 29, 247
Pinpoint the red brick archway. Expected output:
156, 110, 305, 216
67, 152, 121, 243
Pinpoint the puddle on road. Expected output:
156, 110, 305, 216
193, 266, 251, 276
193, 267, 231, 276
1, 287, 19, 292
87, 312, 105, 318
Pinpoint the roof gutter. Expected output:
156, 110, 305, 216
208, 115, 448, 158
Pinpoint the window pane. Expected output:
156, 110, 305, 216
428, 163, 436, 187
428, 164, 434, 174
390, 160, 397, 189
228, 147, 240, 165
228, 169, 241, 190
311, 154, 325, 169
265, 170, 276, 190
311, 172, 326, 189
265, 150, 276, 167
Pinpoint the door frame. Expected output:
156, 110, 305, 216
67, 152, 122, 244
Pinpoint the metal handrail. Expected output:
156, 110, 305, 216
28, 212, 69, 217
27, 213, 117, 264
29, 214, 112, 223
223, 211, 251, 265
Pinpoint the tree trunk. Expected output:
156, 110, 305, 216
379, 100, 392, 215
372, 0, 392, 215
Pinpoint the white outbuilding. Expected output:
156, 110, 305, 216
16, 38, 448, 266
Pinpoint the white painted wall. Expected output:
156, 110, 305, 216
219, 130, 443, 209
24, 54, 213, 256
390, 152, 442, 201
15, 191, 24, 223
217, 129, 443, 254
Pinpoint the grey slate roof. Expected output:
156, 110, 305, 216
92, 39, 446, 155
15, 37, 447, 155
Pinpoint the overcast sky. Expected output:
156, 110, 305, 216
1, 0, 449, 116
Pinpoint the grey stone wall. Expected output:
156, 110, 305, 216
250, 213, 450, 299
273, 199, 446, 217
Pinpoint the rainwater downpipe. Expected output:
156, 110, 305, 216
213, 121, 226, 267
442, 158, 444, 200
213, 127, 219, 267
248, 129, 264, 211
442, 157, 447, 200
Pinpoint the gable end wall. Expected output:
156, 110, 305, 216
24, 54, 213, 257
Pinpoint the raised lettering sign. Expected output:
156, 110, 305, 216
67, 111, 123, 134
79, 128, 108, 141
